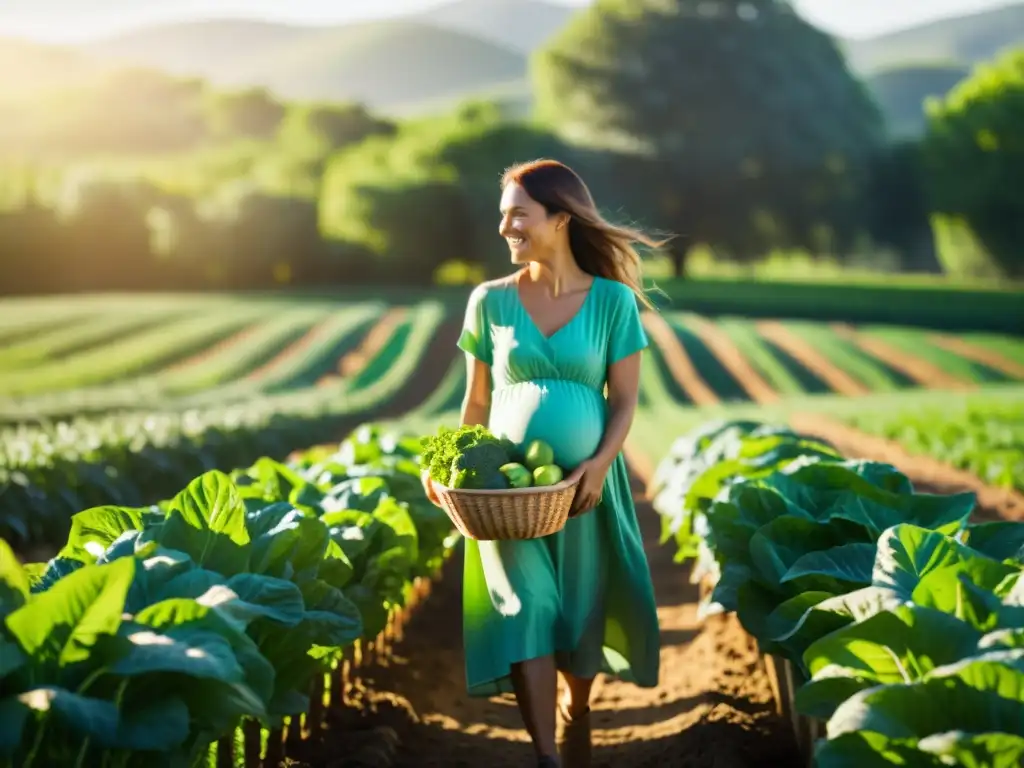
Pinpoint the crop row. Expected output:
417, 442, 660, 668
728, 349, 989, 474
3, 300, 1023, 418
0, 422, 456, 768
0, 303, 447, 553
0, 303, 390, 421
650, 420, 1024, 766
846, 397, 1024, 493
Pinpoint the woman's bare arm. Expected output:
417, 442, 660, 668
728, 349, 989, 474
590, 351, 642, 468
460, 354, 492, 427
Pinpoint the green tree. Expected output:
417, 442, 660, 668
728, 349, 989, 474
922, 47, 1024, 277
207, 87, 286, 140
532, 0, 886, 274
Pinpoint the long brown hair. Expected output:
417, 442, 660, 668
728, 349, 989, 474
501, 159, 668, 309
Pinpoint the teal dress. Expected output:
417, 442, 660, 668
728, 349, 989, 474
456, 274, 661, 697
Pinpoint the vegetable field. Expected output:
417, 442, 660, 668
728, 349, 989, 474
1, 290, 1023, 767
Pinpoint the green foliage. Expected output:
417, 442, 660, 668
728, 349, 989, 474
421, 424, 516, 489
922, 47, 1024, 277
652, 419, 1024, 766
847, 399, 1024, 493
532, 0, 886, 267
318, 102, 584, 279
0, 423, 456, 766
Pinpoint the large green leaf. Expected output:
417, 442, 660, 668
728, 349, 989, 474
782, 542, 875, 586
872, 524, 1014, 598
5, 557, 135, 669
827, 654, 1024, 740
0, 696, 29, 757
133, 597, 275, 710
918, 731, 1024, 768
966, 521, 1024, 564
8, 686, 189, 751
815, 731, 942, 768
0, 539, 30, 616
155, 471, 251, 576
111, 623, 244, 683
796, 605, 982, 718
58, 505, 146, 565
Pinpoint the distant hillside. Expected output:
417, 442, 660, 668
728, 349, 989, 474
841, 3, 1024, 73
0, 37, 112, 100
39, 0, 1024, 127
84, 19, 315, 85
864, 64, 971, 138
85, 18, 528, 110
417, 0, 573, 53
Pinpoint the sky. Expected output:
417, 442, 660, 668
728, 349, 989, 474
0, 0, 1015, 43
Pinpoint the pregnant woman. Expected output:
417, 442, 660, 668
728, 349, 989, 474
425, 159, 663, 767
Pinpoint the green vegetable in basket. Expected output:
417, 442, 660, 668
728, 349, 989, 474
525, 439, 555, 470
423, 424, 516, 489
533, 464, 564, 486
500, 462, 533, 488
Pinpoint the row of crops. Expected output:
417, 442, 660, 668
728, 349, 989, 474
0, 423, 457, 767
651, 420, 1024, 766
3, 296, 1023, 553
3, 298, 1024, 411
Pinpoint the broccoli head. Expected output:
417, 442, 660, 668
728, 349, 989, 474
422, 424, 519, 487
450, 441, 514, 490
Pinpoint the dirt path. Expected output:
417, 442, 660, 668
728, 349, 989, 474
788, 414, 1024, 522
754, 321, 869, 396
927, 335, 1024, 380
829, 324, 975, 391
642, 313, 719, 406
686, 316, 780, 404
338, 309, 410, 378
306, 467, 798, 768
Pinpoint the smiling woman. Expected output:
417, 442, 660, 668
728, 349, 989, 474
423, 158, 670, 768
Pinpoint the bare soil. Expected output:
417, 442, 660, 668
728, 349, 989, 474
754, 322, 868, 396
641, 313, 720, 405
687, 317, 779, 404
295, 470, 799, 768
788, 414, 1024, 522
829, 324, 974, 391
927, 335, 1024, 380
336, 309, 410, 379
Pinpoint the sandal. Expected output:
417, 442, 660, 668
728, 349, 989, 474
557, 702, 592, 768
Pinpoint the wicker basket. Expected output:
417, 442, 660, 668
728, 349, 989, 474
431, 477, 580, 541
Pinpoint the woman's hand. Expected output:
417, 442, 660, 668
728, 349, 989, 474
421, 468, 442, 508
566, 457, 611, 517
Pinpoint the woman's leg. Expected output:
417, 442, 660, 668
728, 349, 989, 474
556, 670, 595, 768
558, 670, 595, 716
510, 655, 559, 760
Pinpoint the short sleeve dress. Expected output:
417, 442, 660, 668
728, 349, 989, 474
456, 273, 661, 697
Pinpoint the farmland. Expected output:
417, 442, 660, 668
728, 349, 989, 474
1, 286, 1023, 766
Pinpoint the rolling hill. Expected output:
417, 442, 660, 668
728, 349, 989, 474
416, 0, 574, 53
84, 17, 528, 110
864, 64, 972, 139
9, 1, 1023, 128
840, 3, 1024, 73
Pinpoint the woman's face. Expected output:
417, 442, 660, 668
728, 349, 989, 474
498, 182, 566, 265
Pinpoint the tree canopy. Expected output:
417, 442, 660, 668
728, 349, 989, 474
532, 0, 887, 271
922, 47, 1024, 277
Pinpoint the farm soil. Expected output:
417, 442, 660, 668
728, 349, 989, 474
686, 317, 779, 404
927, 335, 1024, 379
292, 470, 799, 768
754, 322, 868, 396
789, 414, 1024, 522
641, 313, 719, 405
829, 324, 974, 391
337, 308, 409, 378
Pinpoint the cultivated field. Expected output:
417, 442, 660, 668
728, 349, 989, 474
1, 288, 1023, 767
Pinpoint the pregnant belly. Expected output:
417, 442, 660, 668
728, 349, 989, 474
488, 380, 606, 469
